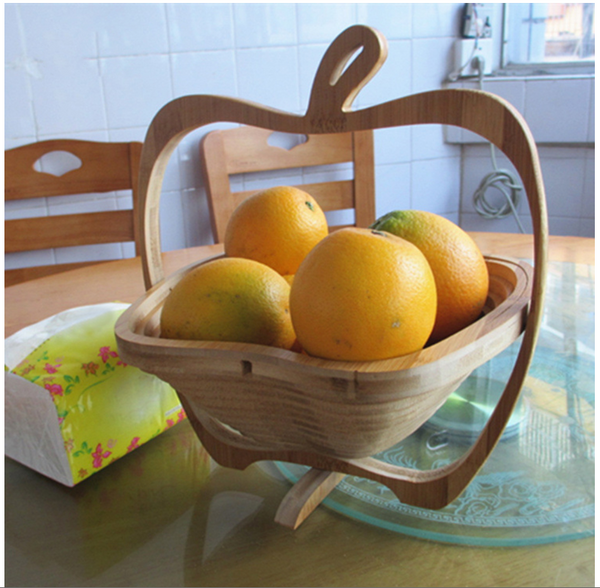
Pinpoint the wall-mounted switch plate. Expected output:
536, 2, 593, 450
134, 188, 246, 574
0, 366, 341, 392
454, 38, 493, 76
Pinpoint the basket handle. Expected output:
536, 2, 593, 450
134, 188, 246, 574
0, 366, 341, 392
136, 24, 548, 520
305, 24, 388, 121
137, 25, 546, 293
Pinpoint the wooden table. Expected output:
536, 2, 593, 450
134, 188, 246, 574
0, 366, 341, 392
4, 233, 595, 587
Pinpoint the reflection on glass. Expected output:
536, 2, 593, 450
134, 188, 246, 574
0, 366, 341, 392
5, 423, 213, 577
202, 492, 265, 563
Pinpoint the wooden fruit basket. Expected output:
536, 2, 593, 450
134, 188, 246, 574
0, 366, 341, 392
115, 25, 548, 529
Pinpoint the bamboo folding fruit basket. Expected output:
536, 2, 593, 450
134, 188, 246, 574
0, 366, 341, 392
116, 26, 548, 530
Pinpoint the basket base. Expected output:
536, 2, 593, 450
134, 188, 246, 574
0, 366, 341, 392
274, 468, 346, 529
179, 394, 480, 529
181, 396, 347, 528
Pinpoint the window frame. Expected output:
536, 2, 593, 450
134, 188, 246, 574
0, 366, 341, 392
499, 3, 595, 77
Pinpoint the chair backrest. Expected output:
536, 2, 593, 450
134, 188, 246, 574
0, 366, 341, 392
200, 126, 376, 243
5, 139, 143, 287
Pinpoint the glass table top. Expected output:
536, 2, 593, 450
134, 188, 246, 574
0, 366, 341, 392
275, 261, 595, 546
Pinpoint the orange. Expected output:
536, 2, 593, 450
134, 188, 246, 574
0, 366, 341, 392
160, 257, 296, 350
224, 186, 328, 276
371, 210, 489, 343
289, 228, 437, 361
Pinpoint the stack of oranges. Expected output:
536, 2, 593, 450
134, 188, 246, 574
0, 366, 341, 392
160, 186, 489, 362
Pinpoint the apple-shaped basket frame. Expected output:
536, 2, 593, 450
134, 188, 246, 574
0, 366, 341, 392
115, 25, 548, 529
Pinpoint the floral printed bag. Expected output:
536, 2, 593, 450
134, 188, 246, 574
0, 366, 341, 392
5, 303, 185, 486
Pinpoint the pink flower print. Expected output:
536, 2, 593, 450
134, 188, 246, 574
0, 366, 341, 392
166, 419, 175, 429
82, 362, 99, 376
127, 437, 141, 453
43, 362, 61, 374
117, 359, 128, 367
64, 438, 75, 453
78, 468, 88, 479
92, 443, 112, 469
98, 346, 118, 363
177, 409, 186, 422
45, 383, 64, 399
106, 438, 117, 449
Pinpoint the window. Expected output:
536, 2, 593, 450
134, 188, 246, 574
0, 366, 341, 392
502, 3, 595, 74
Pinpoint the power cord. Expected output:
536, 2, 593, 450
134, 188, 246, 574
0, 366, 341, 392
471, 56, 526, 233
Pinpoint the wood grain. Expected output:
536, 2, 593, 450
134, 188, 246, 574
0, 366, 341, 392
116, 252, 532, 511
274, 469, 346, 529
116, 25, 549, 524
5, 210, 136, 252
5, 139, 142, 286
200, 126, 375, 242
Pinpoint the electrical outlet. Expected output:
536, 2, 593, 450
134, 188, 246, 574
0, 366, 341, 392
454, 38, 493, 77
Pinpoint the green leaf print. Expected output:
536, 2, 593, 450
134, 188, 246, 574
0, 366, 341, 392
63, 374, 80, 395
73, 441, 93, 458
101, 362, 115, 376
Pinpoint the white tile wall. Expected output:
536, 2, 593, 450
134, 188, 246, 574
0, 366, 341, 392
524, 79, 591, 143
234, 4, 298, 48
459, 144, 595, 237
297, 4, 356, 44
356, 3, 413, 40
237, 46, 301, 112
8, 3, 592, 274
446, 76, 595, 237
166, 4, 234, 52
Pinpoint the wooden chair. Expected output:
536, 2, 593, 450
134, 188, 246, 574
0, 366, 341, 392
200, 126, 376, 243
5, 139, 143, 287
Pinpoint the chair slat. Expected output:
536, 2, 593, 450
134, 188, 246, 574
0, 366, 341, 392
5, 140, 136, 200
200, 125, 375, 243
6, 210, 136, 252
231, 180, 355, 213
5, 140, 142, 286
221, 128, 354, 174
